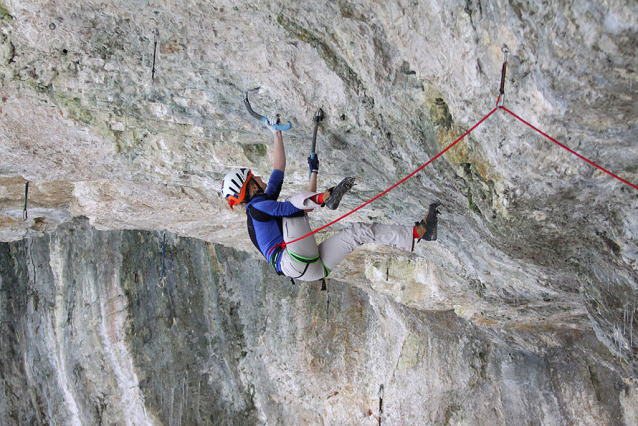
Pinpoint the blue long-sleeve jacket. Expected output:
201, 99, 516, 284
245, 169, 304, 273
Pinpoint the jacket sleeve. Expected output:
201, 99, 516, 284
251, 199, 303, 217
265, 169, 285, 199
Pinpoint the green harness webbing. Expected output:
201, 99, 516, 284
269, 246, 284, 271
287, 250, 329, 281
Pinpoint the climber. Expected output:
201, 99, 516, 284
221, 115, 440, 282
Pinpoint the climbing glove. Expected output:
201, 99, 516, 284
308, 153, 319, 175
265, 114, 280, 134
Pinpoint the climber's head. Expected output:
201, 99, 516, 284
221, 168, 266, 209
222, 168, 252, 209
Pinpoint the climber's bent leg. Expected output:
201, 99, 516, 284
318, 223, 413, 270
286, 191, 323, 210
279, 215, 326, 281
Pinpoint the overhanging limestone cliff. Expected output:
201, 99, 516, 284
1, 218, 635, 424
0, 0, 637, 423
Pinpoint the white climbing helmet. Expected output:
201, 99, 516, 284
221, 168, 253, 209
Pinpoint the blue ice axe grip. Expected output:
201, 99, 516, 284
260, 116, 292, 131
243, 93, 292, 131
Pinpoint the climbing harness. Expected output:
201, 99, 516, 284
152, 29, 159, 85
22, 181, 28, 221
287, 250, 329, 280
281, 249, 329, 288
497, 44, 509, 107
268, 245, 284, 271
309, 108, 324, 178
243, 91, 292, 131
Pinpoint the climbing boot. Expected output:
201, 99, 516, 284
323, 177, 356, 210
415, 202, 441, 242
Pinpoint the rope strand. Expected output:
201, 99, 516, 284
281, 106, 500, 248
273, 104, 637, 253
499, 106, 638, 191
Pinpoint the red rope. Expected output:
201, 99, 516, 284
499, 106, 638, 191
278, 106, 500, 249
270, 104, 637, 254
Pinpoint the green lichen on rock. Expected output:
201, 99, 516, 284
467, 189, 482, 215
0, 32, 15, 67
398, 332, 421, 369
242, 143, 267, 163
109, 126, 149, 155
0, 3, 12, 20
459, 162, 497, 219
429, 97, 453, 130
419, 89, 499, 218
53, 93, 93, 124
276, 14, 320, 47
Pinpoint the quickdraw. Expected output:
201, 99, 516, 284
497, 44, 509, 107
22, 181, 28, 221
378, 384, 385, 425
152, 29, 159, 85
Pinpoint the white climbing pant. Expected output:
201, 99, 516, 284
279, 192, 414, 281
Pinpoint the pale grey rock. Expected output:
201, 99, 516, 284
0, 0, 637, 424
0, 218, 635, 425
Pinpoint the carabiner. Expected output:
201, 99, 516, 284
497, 44, 510, 107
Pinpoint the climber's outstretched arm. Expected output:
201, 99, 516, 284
307, 153, 319, 192
273, 130, 285, 172
308, 171, 317, 192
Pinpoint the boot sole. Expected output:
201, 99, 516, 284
419, 202, 440, 241
424, 202, 440, 241
324, 177, 356, 210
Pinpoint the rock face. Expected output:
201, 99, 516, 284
0, 0, 637, 424
0, 218, 635, 425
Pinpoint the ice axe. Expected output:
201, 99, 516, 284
243, 90, 292, 131
309, 108, 324, 178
